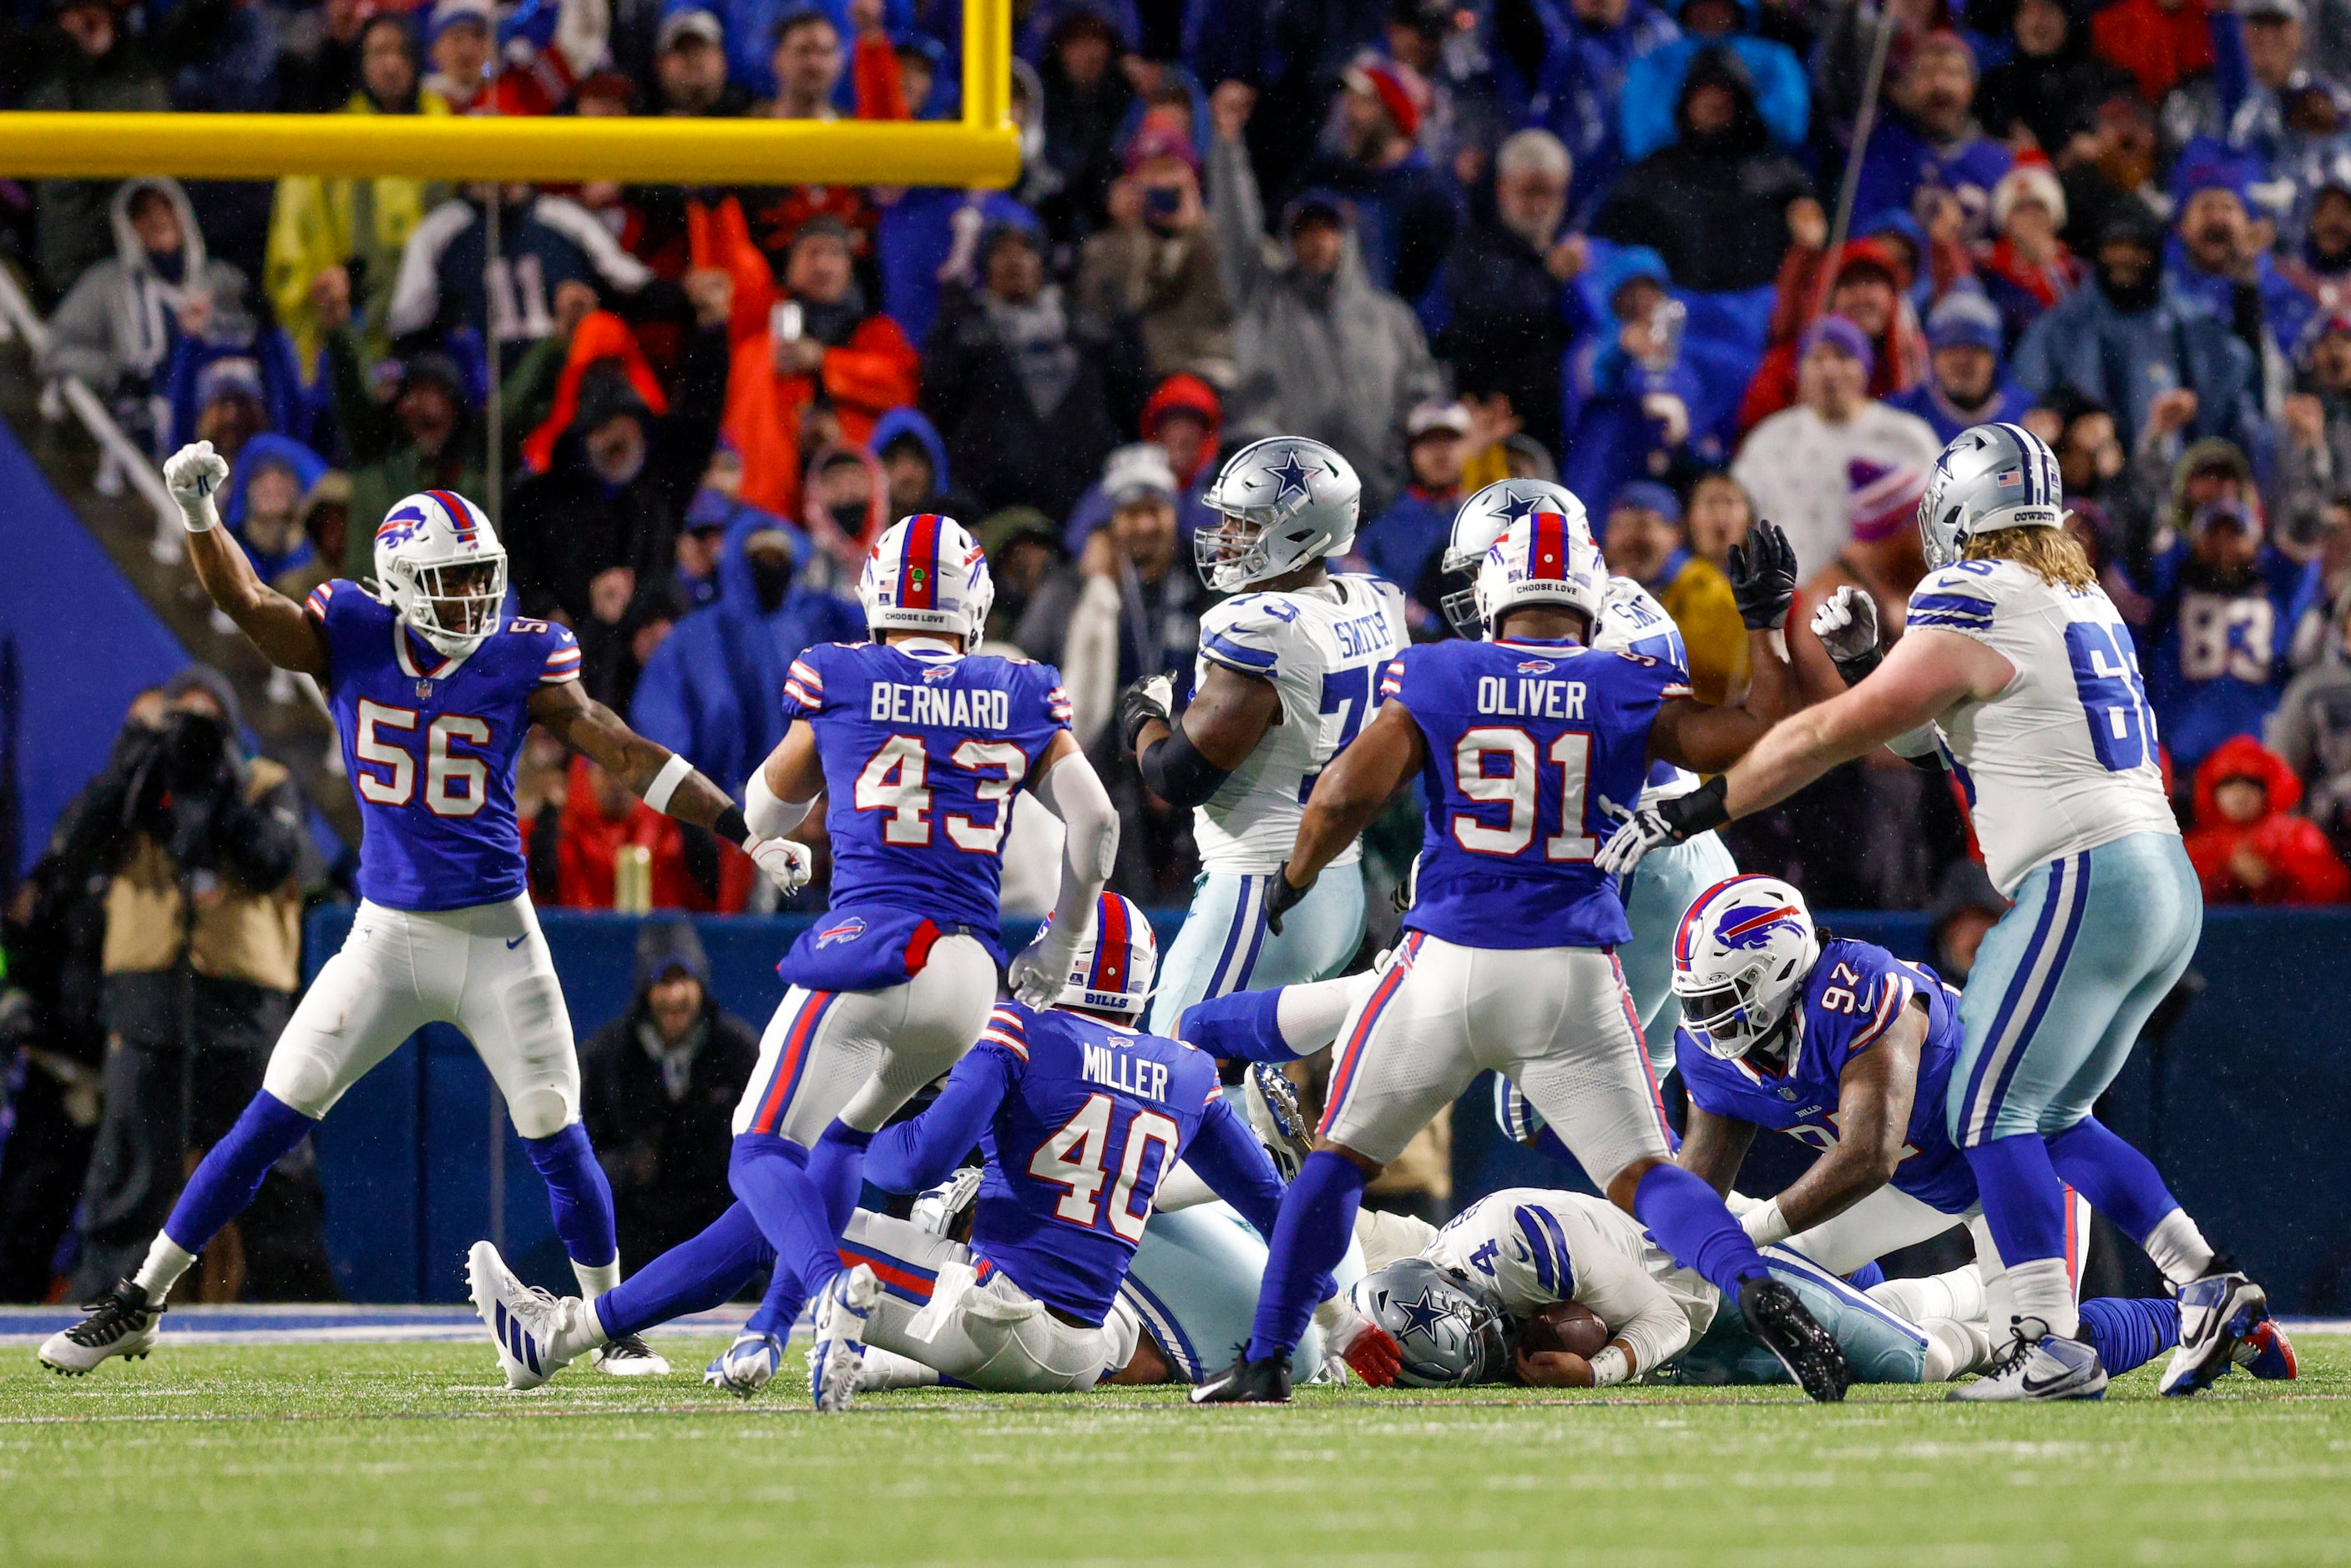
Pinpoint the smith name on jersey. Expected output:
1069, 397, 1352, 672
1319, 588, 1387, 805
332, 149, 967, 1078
306, 579, 577, 911
1191, 575, 1408, 873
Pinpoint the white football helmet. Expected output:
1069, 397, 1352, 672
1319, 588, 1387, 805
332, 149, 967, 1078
1671, 874, 1823, 1061
1040, 892, 1158, 1016
1195, 436, 1360, 592
1473, 505, 1608, 640
859, 512, 994, 645
1442, 479, 1592, 638
372, 489, 508, 657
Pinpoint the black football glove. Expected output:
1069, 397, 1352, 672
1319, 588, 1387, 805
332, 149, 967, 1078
1116, 674, 1176, 757
1265, 867, 1315, 935
1726, 518, 1798, 631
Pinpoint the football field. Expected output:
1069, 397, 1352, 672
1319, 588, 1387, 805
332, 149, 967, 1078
3, 1323, 2349, 1567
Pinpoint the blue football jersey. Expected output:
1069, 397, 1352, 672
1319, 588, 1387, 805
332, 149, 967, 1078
781, 641, 1070, 935
1388, 635, 1691, 949
1677, 939, 1977, 1215
306, 580, 574, 912
966, 1004, 1224, 1323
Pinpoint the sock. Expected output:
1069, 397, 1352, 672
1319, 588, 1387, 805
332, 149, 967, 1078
2045, 1119, 2185, 1244
807, 1120, 876, 1239
574, 1257, 622, 1302
857, 1346, 941, 1391
730, 1132, 844, 1330
144, 1091, 317, 1299
2078, 1295, 2180, 1376
523, 1124, 619, 1275
1964, 1131, 2071, 1306
2140, 1209, 2217, 1287
1631, 1164, 1770, 1301
1919, 1318, 1992, 1382
745, 1255, 808, 1339
2007, 1257, 2078, 1339
1246, 1151, 1365, 1363
594, 1202, 775, 1343
1844, 1261, 1886, 1291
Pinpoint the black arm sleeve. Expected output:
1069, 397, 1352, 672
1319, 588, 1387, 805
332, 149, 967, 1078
1138, 724, 1232, 808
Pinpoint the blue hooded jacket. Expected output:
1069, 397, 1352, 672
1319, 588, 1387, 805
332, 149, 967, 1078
1617, 3, 1808, 165
224, 432, 330, 583
868, 404, 953, 497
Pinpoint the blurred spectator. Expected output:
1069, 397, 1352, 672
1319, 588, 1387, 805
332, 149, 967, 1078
2279, 163, 2351, 319
2198, 0, 2344, 167
1924, 859, 2008, 984
1973, 0, 2129, 155
424, 0, 606, 116
1209, 83, 1442, 516
651, 10, 753, 115
1601, 480, 1746, 702
923, 218, 1148, 521
2140, 487, 2308, 777
1035, 5, 1138, 243
1358, 401, 1470, 627
1974, 161, 2083, 346
871, 405, 965, 522
778, 215, 918, 458
1302, 55, 1459, 304
270, 469, 351, 604
672, 465, 806, 611
2167, 154, 2311, 376
1527, 0, 1681, 220
2047, 391, 2129, 509
2277, 315, 2351, 549
1742, 237, 1924, 431
388, 184, 655, 370
163, 0, 282, 116
276, 0, 372, 113
2184, 734, 2351, 903
164, 320, 308, 459
1077, 112, 1233, 385
1563, 245, 1736, 503
328, 347, 484, 576
1594, 46, 1813, 293
764, 7, 844, 119
222, 434, 328, 587
1683, 470, 1754, 569
265, 15, 450, 376
48, 670, 331, 1302
1848, 33, 2012, 240
796, 441, 892, 577
1430, 129, 1587, 459
549, 754, 751, 911
1618, 0, 1808, 165
24, 0, 169, 297
2272, 579, 2351, 842
2011, 202, 2263, 456
2089, 0, 2215, 106
1061, 372, 1222, 552
1731, 316, 1942, 577
977, 506, 1068, 644
1888, 290, 2035, 443
1015, 443, 1200, 747
580, 920, 761, 1267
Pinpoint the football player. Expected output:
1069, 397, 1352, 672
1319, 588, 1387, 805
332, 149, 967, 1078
41, 444, 811, 1378
1115, 438, 1408, 1035
1597, 422, 2273, 1399
468, 513, 1119, 1413
1194, 508, 1855, 1404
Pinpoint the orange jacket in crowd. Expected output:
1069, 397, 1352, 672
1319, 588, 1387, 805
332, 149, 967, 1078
549, 756, 753, 913
2185, 736, 2351, 906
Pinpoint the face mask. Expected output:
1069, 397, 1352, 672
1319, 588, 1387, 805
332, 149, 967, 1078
748, 553, 793, 613
830, 502, 869, 540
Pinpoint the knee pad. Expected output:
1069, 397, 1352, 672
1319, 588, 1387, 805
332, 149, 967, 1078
507, 1085, 576, 1141
260, 1050, 342, 1120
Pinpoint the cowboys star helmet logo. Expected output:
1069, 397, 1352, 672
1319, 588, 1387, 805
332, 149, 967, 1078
1261, 449, 1317, 507
1392, 1287, 1458, 1346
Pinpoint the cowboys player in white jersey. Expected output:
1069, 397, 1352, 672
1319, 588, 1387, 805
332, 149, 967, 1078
1598, 422, 2270, 1400
1115, 437, 1409, 1037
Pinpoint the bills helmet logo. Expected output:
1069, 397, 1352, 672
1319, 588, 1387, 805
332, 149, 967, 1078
376, 503, 430, 549
816, 917, 867, 949
1716, 903, 1805, 951
922, 664, 955, 683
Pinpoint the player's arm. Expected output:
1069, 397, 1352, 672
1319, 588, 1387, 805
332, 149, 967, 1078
164, 443, 331, 677
1741, 1002, 1926, 1245
1183, 1095, 1288, 1238
1676, 1100, 1759, 1197
1007, 730, 1120, 1007
1122, 661, 1282, 808
863, 1044, 1016, 1195
1639, 518, 1805, 776
1519, 1210, 1692, 1389
1270, 699, 1426, 931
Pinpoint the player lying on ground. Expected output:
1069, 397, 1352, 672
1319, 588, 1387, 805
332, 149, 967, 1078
42, 447, 810, 1378
1193, 506, 1854, 1404
465, 896, 1393, 1394
1596, 422, 2274, 1400
468, 513, 1121, 1413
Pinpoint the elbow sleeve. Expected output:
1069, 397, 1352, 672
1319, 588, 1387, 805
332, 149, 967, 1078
744, 766, 812, 840
1138, 725, 1231, 808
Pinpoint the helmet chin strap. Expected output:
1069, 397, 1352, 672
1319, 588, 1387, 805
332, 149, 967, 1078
414, 617, 490, 660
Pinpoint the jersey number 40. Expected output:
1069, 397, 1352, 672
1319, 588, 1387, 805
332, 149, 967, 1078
1451, 726, 1598, 862
1027, 1092, 1181, 1242
853, 736, 1029, 852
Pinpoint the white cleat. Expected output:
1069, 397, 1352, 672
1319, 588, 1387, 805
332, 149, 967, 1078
1947, 1319, 2107, 1402
38, 1279, 163, 1376
2161, 1271, 2268, 1397
465, 1241, 584, 1390
809, 1263, 882, 1414
705, 1332, 784, 1399
589, 1333, 671, 1377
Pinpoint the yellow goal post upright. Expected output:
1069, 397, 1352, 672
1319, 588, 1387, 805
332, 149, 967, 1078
0, 0, 1017, 186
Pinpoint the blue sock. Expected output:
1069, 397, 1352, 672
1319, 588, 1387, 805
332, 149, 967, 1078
1964, 1133, 2070, 1266
594, 1202, 775, 1342
161, 1091, 316, 1254
2045, 1118, 2180, 1243
1176, 985, 1289, 1063
523, 1123, 619, 1270
1246, 1150, 1364, 1363
729, 1131, 842, 1327
2077, 1296, 2180, 1377
1632, 1164, 1770, 1300
746, 1255, 808, 1338
1844, 1261, 1886, 1291
807, 1120, 875, 1239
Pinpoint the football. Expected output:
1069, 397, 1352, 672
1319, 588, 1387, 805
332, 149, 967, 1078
1517, 1299, 1610, 1359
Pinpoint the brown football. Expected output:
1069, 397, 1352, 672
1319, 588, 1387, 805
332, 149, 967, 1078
1517, 1299, 1610, 1359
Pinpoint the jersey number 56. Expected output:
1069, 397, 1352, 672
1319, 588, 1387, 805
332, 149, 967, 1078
354, 699, 490, 817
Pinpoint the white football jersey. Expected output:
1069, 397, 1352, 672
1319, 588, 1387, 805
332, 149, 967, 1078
1595, 576, 1701, 807
1189, 574, 1408, 873
1423, 1188, 1716, 1362
1907, 560, 2178, 895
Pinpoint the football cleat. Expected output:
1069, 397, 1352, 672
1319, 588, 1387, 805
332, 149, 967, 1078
38, 1279, 164, 1375
589, 1333, 670, 1377
1948, 1320, 2106, 1402
2161, 1271, 2268, 1397
1737, 1275, 1850, 1403
2233, 1317, 2298, 1382
1243, 1064, 1315, 1181
909, 1166, 984, 1237
465, 1240, 583, 1390
809, 1264, 882, 1414
1190, 1349, 1293, 1404
705, 1333, 784, 1399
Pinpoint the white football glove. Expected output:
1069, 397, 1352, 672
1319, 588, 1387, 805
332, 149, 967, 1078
162, 441, 229, 533
1593, 795, 1675, 878
1005, 928, 1081, 1009
1810, 584, 1880, 665
746, 835, 813, 896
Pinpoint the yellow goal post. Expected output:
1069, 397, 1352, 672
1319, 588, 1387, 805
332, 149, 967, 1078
0, 0, 1016, 186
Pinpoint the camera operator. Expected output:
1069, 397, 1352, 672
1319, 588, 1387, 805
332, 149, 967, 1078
52, 669, 334, 1302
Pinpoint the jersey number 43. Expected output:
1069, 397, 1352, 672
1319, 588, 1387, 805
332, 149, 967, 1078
853, 736, 1029, 852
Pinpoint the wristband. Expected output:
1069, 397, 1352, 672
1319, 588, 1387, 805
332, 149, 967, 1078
1587, 1344, 1631, 1388
1739, 1197, 1791, 1247
1662, 773, 1732, 838
642, 752, 694, 815
713, 805, 750, 847
1832, 648, 1883, 688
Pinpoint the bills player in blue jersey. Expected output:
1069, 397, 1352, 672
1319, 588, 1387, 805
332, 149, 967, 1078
1193, 508, 1857, 1404
41, 443, 812, 1378
1599, 422, 2281, 1400
468, 513, 1121, 1412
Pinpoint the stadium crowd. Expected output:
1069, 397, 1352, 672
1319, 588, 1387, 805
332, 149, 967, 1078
12, 0, 2351, 924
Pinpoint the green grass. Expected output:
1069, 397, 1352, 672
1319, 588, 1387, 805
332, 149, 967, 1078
3, 1336, 2349, 1567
